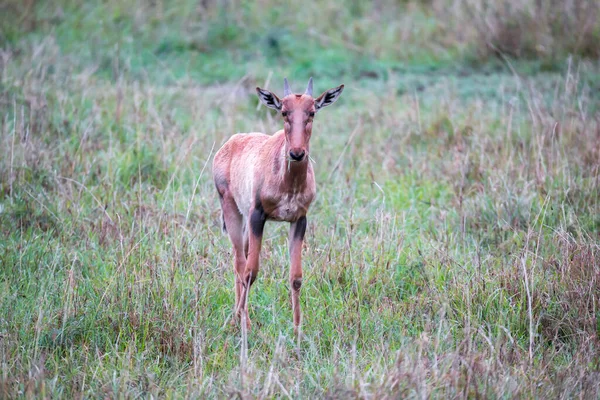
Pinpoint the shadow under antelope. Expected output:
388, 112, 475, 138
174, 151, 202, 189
213, 77, 344, 334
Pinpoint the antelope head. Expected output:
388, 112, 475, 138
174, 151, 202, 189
256, 78, 344, 162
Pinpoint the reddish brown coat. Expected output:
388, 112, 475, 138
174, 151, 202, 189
213, 78, 344, 333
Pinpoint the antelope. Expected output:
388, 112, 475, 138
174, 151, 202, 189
213, 77, 344, 333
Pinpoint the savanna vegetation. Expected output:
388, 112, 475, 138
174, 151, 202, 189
1, 0, 599, 398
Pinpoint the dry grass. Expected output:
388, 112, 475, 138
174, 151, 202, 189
463, 0, 600, 59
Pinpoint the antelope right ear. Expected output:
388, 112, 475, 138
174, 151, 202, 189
315, 84, 344, 111
256, 87, 282, 111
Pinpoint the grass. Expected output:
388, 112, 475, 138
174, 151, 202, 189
1, 0, 599, 398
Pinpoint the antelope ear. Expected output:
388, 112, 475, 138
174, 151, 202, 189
256, 87, 282, 111
315, 84, 344, 111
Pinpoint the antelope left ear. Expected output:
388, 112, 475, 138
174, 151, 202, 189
256, 87, 282, 111
315, 84, 344, 111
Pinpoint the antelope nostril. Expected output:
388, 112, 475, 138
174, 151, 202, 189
289, 150, 305, 161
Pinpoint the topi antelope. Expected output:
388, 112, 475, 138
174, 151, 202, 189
213, 77, 344, 333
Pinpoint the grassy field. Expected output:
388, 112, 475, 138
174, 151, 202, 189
1, 0, 599, 398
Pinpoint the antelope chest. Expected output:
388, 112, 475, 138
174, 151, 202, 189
265, 191, 314, 222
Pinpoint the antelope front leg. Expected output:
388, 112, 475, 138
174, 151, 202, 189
237, 205, 266, 329
289, 216, 307, 335
218, 195, 246, 324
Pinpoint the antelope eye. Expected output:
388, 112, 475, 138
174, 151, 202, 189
308, 112, 315, 117
282, 111, 288, 117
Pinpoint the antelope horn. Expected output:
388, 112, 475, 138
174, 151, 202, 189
305, 77, 313, 96
283, 77, 292, 97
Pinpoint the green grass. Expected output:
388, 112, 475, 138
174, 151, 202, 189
1, 0, 599, 398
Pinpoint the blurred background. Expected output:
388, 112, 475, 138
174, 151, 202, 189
2, 0, 599, 85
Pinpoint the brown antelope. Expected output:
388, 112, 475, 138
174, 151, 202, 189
213, 77, 344, 333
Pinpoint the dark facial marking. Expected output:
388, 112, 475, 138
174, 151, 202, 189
293, 216, 307, 241
250, 200, 267, 237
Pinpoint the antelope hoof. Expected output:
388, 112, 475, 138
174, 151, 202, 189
229, 317, 252, 331
232, 310, 252, 331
